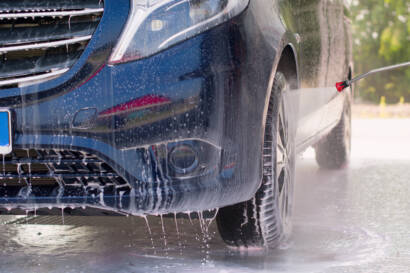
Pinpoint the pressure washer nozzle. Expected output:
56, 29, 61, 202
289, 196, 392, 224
335, 62, 410, 92
336, 81, 349, 92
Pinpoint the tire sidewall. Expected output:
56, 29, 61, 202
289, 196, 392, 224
258, 72, 295, 247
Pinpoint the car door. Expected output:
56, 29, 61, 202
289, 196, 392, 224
319, 0, 352, 129
285, 0, 333, 149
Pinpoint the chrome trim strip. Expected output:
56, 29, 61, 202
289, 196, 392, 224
0, 69, 69, 87
0, 8, 104, 20
0, 35, 92, 53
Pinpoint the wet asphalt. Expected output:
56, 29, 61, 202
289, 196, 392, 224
0, 118, 409, 273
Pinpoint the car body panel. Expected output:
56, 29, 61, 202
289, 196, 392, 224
0, 0, 351, 214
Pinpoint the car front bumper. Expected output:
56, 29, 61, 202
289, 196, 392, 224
0, 0, 283, 214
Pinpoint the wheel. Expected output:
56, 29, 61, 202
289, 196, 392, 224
216, 72, 295, 249
315, 99, 351, 169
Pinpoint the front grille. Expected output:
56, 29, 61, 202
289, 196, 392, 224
0, 0, 104, 89
0, 148, 129, 200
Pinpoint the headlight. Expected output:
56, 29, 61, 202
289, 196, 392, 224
109, 0, 249, 64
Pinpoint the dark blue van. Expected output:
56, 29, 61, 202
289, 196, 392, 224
0, 0, 352, 248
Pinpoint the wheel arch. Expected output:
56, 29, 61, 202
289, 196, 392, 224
262, 43, 299, 133
276, 45, 299, 90
263, 43, 299, 125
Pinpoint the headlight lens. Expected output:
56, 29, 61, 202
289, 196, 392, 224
109, 0, 249, 64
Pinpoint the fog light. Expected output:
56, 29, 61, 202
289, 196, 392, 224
151, 20, 164, 31
169, 145, 199, 174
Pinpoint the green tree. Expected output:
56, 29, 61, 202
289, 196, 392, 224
352, 0, 410, 103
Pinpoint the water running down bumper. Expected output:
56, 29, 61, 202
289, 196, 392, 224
0, 0, 277, 214
0, 23, 248, 214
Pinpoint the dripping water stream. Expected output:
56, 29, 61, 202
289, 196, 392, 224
159, 214, 168, 252
143, 215, 156, 252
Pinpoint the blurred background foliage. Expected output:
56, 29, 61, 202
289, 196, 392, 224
351, 0, 409, 103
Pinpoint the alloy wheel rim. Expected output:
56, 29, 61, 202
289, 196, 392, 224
275, 99, 292, 234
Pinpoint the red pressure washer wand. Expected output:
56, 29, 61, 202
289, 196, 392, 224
336, 61, 410, 92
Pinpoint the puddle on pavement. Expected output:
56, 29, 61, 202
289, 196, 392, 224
0, 213, 387, 273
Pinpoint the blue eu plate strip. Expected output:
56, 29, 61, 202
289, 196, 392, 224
0, 112, 10, 146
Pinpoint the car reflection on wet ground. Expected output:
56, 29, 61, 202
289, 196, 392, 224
1, 119, 410, 273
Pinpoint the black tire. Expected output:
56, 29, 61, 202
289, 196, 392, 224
315, 100, 351, 169
216, 72, 295, 249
